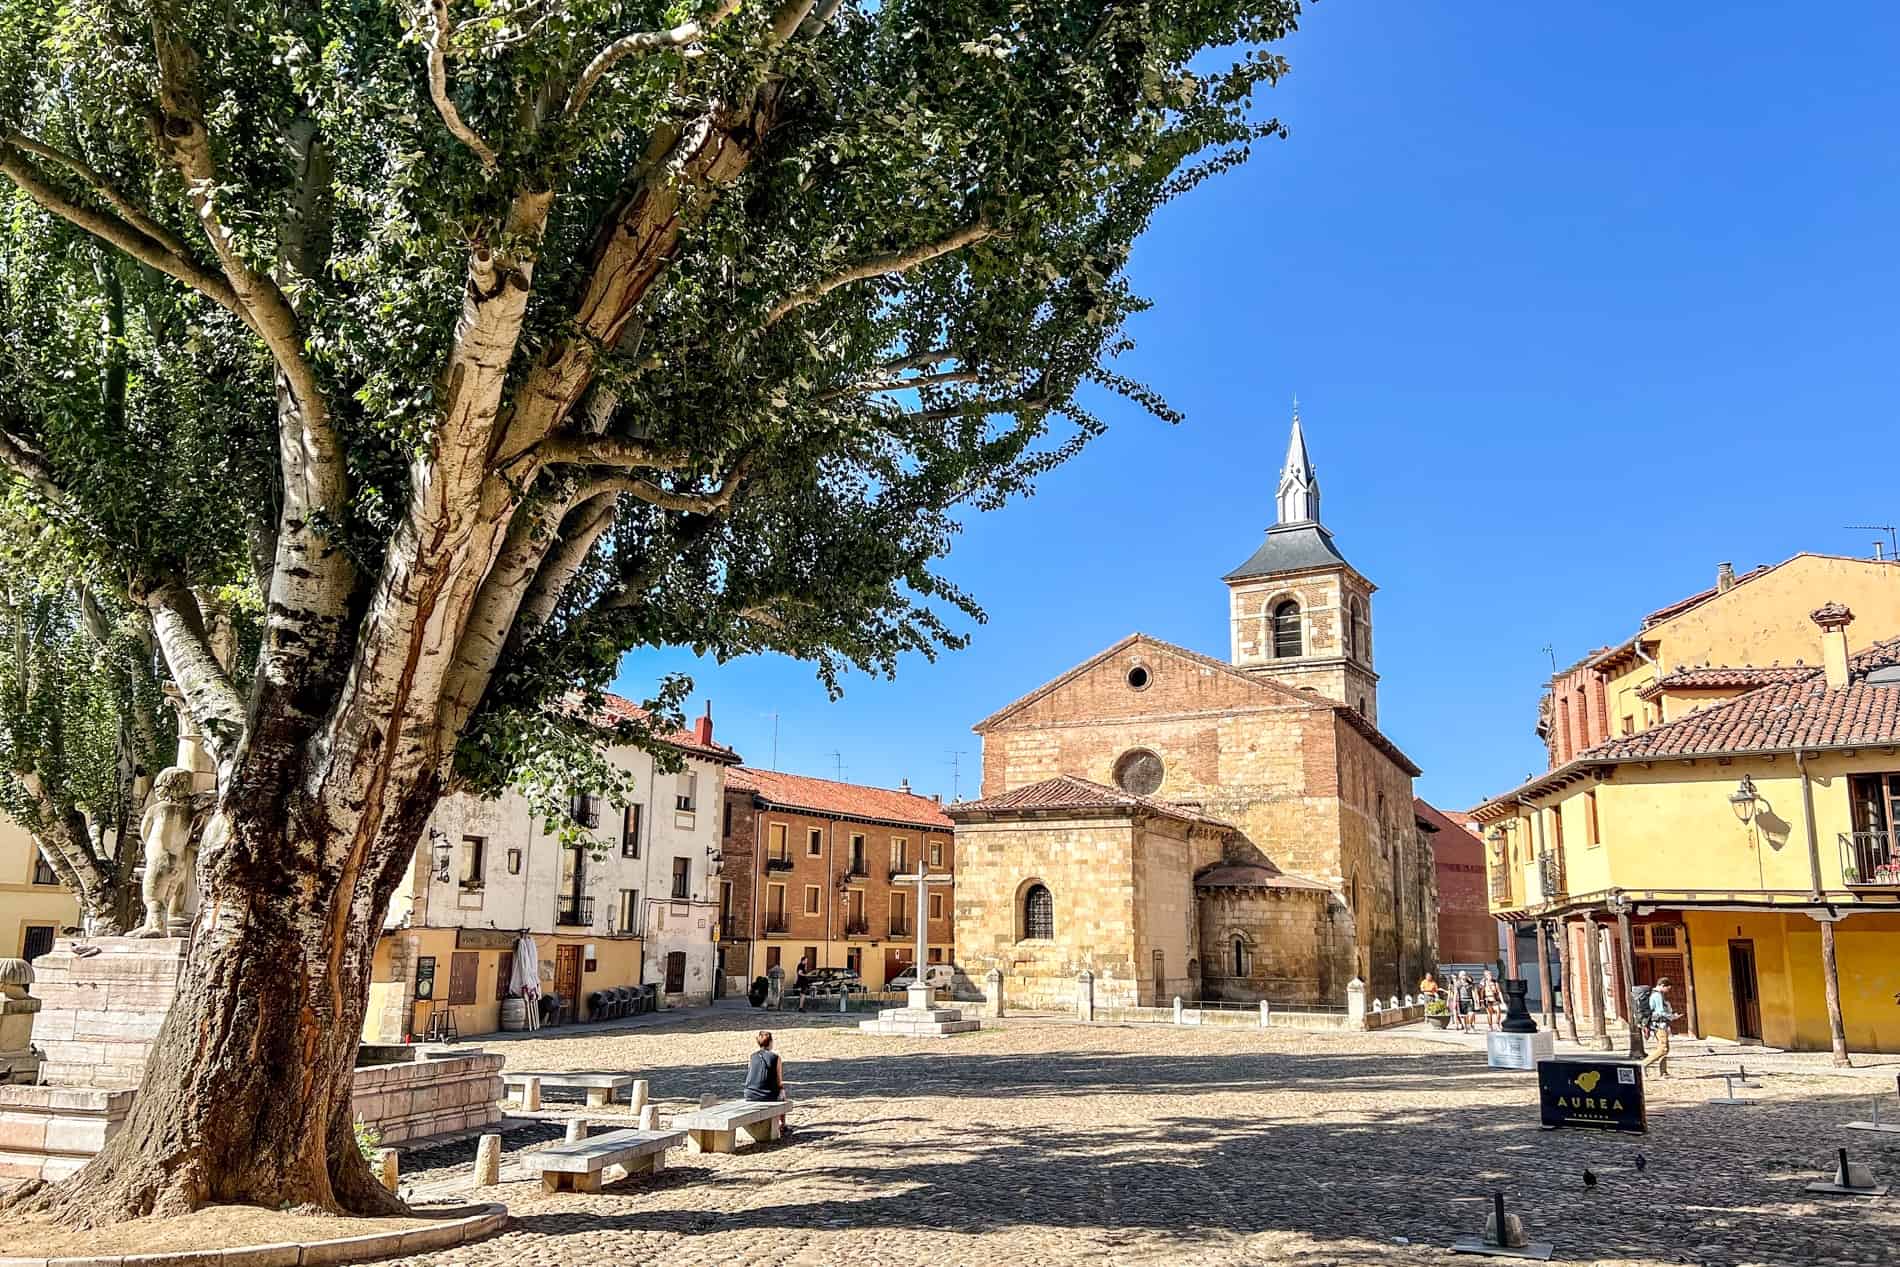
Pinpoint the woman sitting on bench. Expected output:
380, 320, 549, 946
744, 1030, 786, 1101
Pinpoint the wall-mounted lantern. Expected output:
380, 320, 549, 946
1729, 774, 1760, 824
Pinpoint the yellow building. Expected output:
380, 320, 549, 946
1543, 552, 1900, 766
0, 816, 78, 960
1477, 604, 1900, 1057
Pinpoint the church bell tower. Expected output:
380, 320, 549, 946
1222, 407, 1380, 721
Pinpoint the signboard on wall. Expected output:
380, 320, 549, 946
415, 956, 437, 1000
1537, 1059, 1646, 1133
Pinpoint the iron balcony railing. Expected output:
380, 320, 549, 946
555, 895, 594, 927
765, 852, 794, 873
846, 862, 869, 879
844, 917, 871, 936
1840, 831, 1900, 887
889, 919, 912, 938
764, 914, 788, 933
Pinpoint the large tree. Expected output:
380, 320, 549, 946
0, 0, 1301, 1225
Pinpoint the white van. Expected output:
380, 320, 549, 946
888, 963, 959, 991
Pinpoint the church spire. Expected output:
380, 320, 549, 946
1275, 402, 1320, 525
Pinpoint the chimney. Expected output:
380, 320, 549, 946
898, 778, 911, 794
694, 700, 714, 746
1716, 561, 1735, 593
1810, 603, 1854, 690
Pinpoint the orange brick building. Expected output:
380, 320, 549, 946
721, 768, 955, 989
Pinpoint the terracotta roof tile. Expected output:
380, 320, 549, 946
1571, 635, 1900, 762
586, 694, 742, 764
1193, 862, 1330, 891
947, 774, 1234, 830
727, 766, 952, 830
1633, 665, 1816, 700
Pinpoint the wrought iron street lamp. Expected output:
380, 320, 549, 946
1729, 774, 1760, 824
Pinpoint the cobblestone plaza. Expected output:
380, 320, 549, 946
390, 1008, 1898, 1267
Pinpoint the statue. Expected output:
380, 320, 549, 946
130, 767, 197, 938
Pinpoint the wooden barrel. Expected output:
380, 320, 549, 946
499, 996, 529, 1031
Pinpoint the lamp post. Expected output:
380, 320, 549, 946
1607, 890, 1645, 1059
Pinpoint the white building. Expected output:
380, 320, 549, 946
365, 699, 739, 1041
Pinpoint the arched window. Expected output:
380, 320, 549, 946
1232, 935, 1249, 978
1349, 596, 1371, 664
1271, 600, 1302, 658
1023, 884, 1054, 940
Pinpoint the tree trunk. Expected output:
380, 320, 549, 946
4, 777, 430, 1226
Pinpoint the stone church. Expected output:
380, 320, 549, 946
949, 414, 1436, 1010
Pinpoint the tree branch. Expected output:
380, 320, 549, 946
763, 222, 994, 327
426, 0, 500, 173
514, 433, 694, 472
898, 393, 1051, 425
0, 144, 243, 317
0, 422, 74, 510
584, 450, 753, 515
817, 368, 983, 403
2, 132, 197, 262
565, 0, 744, 119
143, 582, 246, 766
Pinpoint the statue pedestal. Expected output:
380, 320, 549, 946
31, 938, 189, 1087
1487, 1029, 1555, 1071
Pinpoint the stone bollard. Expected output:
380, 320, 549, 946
565, 1119, 589, 1144
473, 1134, 501, 1186
1173, 995, 1184, 1025
520, 1075, 541, 1112
1259, 999, 1271, 1029
638, 1104, 659, 1130
373, 1148, 399, 1193
839, 991, 848, 1014
700, 1092, 718, 1108
1346, 977, 1367, 1028
629, 1078, 649, 1116
1076, 970, 1095, 1023
985, 967, 1006, 1019
1388, 995, 1400, 1011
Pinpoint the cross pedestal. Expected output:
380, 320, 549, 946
859, 862, 977, 1038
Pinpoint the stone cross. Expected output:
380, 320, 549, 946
891, 859, 953, 986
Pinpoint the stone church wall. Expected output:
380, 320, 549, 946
1332, 716, 1436, 998
952, 816, 1145, 1011
1129, 819, 1207, 1006
1196, 886, 1340, 1005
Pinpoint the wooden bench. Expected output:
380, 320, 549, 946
672, 1099, 792, 1154
533, 1127, 683, 1192
502, 1071, 634, 1107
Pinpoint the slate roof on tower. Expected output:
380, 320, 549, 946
1223, 408, 1359, 582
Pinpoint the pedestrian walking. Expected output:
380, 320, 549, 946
1454, 972, 1478, 1033
1640, 979, 1678, 1077
1481, 970, 1504, 1031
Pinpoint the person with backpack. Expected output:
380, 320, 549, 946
1454, 972, 1478, 1033
1640, 978, 1678, 1076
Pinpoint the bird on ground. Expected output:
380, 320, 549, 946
1582, 1169, 1598, 1190
1634, 1154, 1648, 1173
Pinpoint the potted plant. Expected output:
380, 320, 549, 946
1424, 997, 1451, 1029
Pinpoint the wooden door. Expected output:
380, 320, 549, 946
554, 945, 582, 1023
1634, 952, 1689, 1034
1728, 940, 1762, 1041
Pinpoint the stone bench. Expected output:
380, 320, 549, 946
534, 1127, 683, 1192
502, 1071, 633, 1107
672, 1098, 792, 1154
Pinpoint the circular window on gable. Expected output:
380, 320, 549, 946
1113, 748, 1164, 797
1126, 665, 1151, 690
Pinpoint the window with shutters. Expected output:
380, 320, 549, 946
31, 852, 56, 886
671, 856, 690, 899
495, 951, 515, 1001
447, 952, 478, 1005
807, 827, 823, 856
675, 771, 697, 813
622, 803, 643, 858
804, 884, 820, 915
459, 836, 485, 890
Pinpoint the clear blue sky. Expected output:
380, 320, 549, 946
615, 2, 1900, 811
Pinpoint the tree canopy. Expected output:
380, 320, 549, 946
0, 0, 1305, 1224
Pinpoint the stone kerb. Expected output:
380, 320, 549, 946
0, 1202, 507, 1267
